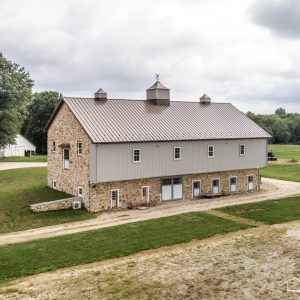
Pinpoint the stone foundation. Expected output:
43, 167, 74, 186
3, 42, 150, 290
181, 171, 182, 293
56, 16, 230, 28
89, 168, 260, 212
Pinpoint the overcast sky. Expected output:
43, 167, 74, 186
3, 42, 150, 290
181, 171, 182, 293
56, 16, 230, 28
1, 0, 300, 114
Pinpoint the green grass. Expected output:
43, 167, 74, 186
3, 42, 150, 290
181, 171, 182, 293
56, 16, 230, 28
268, 144, 300, 159
218, 196, 300, 225
0, 155, 47, 162
260, 164, 300, 182
0, 212, 251, 283
0, 168, 95, 233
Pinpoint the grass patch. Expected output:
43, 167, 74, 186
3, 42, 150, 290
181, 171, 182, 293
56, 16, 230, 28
260, 164, 300, 182
0, 155, 47, 162
268, 144, 300, 160
0, 168, 95, 233
0, 212, 251, 283
218, 196, 300, 225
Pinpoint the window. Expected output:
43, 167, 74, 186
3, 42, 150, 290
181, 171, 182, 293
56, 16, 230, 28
78, 186, 83, 197
52, 180, 57, 189
63, 148, 70, 170
240, 144, 245, 156
52, 141, 56, 152
208, 145, 214, 158
111, 189, 119, 208
133, 149, 141, 163
77, 142, 83, 155
174, 147, 181, 160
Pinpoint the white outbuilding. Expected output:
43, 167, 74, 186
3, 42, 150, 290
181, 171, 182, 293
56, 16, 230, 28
0, 134, 36, 158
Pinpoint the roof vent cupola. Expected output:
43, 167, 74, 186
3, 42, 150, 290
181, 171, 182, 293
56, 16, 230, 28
146, 74, 170, 105
94, 88, 107, 101
200, 94, 211, 104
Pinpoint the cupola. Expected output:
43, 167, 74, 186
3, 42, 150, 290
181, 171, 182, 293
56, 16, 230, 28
94, 88, 107, 101
146, 75, 170, 105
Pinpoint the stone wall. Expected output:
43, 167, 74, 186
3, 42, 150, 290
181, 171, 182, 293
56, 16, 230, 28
90, 168, 260, 212
47, 102, 91, 208
30, 197, 81, 212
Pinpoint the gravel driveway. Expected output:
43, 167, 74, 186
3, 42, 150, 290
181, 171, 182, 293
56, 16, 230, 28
0, 177, 300, 246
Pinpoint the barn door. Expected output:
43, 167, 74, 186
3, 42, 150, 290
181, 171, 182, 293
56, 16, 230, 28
212, 179, 220, 194
172, 177, 182, 199
230, 177, 237, 192
248, 175, 254, 191
193, 180, 201, 198
162, 178, 172, 201
141, 186, 149, 205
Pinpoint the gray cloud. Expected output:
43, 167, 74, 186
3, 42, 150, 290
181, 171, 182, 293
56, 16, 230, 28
250, 0, 300, 38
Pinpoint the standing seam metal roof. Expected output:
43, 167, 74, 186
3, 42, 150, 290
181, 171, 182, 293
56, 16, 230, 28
57, 97, 271, 143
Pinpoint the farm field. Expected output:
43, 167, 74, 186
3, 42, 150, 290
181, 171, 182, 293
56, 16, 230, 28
0, 155, 47, 162
261, 144, 300, 182
0, 168, 95, 233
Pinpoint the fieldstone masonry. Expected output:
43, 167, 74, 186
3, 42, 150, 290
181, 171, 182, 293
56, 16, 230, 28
30, 197, 81, 212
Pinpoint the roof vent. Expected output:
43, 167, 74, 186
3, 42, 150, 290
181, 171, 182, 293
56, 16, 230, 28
146, 75, 170, 105
200, 94, 211, 104
94, 88, 107, 101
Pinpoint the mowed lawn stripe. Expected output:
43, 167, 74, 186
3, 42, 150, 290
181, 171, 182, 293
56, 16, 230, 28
0, 212, 251, 283
217, 196, 300, 225
260, 164, 300, 182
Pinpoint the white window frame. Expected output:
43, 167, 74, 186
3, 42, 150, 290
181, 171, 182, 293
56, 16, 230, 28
63, 148, 70, 170
141, 186, 150, 204
239, 144, 246, 156
52, 180, 57, 189
192, 180, 201, 199
133, 149, 141, 163
211, 178, 220, 194
229, 176, 237, 193
208, 145, 214, 158
174, 146, 181, 160
52, 141, 56, 153
110, 189, 120, 208
77, 186, 83, 197
77, 141, 83, 155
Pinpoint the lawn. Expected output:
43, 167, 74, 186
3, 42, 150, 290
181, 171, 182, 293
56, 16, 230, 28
260, 163, 300, 182
0, 168, 95, 233
0, 212, 251, 283
218, 196, 300, 225
0, 155, 47, 162
268, 144, 300, 160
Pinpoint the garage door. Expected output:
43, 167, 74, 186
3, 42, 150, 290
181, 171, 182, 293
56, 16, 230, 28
161, 177, 182, 201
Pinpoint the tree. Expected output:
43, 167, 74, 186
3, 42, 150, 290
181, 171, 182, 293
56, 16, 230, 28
0, 52, 34, 148
22, 91, 60, 154
275, 107, 286, 118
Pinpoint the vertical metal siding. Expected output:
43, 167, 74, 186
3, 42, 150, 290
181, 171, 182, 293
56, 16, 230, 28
93, 139, 268, 183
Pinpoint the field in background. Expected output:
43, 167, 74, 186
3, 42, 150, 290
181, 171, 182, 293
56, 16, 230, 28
0, 155, 47, 162
261, 144, 300, 181
0, 168, 95, 233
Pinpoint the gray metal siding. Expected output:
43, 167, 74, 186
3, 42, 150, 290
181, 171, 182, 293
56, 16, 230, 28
91, 139, 268, 183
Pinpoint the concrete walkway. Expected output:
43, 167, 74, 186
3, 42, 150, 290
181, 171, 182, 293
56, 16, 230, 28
0, 162, 47, 170
0, 177, 300, 246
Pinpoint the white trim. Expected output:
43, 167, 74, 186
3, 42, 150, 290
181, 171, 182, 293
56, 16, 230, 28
133, 149, 141, 163
110, 189, 120, 208
211, 178, 220, 194
239, 144, 246, 156
173, 146, 181, 160
77, 186, 83, 197
52, 179, 57, 189
141, 186, 149, 204
77, 141, 83, 155
229, 176, 237, 193
247, 174, 254, 191
208, 145, 214, 158
192, 180, 201, 198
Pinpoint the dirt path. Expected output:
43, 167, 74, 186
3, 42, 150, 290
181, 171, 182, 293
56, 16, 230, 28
0, 177, 300, 246
1, 221, 299, 299
0, 162, 47, 170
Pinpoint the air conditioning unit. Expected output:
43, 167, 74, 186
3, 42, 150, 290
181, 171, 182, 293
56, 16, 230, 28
72, 200, 81, 210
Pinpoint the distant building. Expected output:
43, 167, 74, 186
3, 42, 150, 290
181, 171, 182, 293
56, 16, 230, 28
44, 79, 271, 212
0, 134, 36, 158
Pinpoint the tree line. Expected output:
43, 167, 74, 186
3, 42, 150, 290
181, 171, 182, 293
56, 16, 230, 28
0, 52, 60, 154
246, 108, 300, 144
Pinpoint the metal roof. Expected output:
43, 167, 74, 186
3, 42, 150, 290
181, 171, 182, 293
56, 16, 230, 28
147, 81, 169, 90
47, 97, 271, 143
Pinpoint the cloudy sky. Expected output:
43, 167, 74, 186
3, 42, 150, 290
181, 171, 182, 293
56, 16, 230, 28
1, 0, 300, 114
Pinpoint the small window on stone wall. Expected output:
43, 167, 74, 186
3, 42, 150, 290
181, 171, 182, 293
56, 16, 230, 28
52, 141, 56, 152
78, 186, 83, 197
77, 142, 83, 155
52, 180, 57, 189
